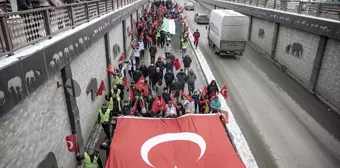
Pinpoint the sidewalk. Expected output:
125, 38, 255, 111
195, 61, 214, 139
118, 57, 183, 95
83, 34, 208, 167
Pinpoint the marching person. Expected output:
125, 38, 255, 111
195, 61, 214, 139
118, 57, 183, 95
128, 56, 136, 78
210, 96, 221, 113
164, 69, 174, 94
139, 39, 145, 59
134, 47, 141, 67
132, 68, 143, 84
207, 80, 219, 97
160, 30, 166, 48
77, 148, 103, 168
139, 62, 149, 79
155, 57, 165, 73
186, 69, 197, 96
176, 69, 187, 95
182, 54, 192, 75
181, 38, 188, 58
121, 100, 131, 116
149, 44, 157, 64
171, 77, 181, 102
97, 104, 112, 139
193, 29, 200, 49
164, 41, 172, 59
148, 63, 157, 86
191, 91, 200, 113
115, 73, 125, 99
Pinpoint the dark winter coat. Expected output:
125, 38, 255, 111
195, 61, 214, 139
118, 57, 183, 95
133, 70, 143, 83
164, 72, 174, 85
139, 65, 148, 77
155, 60, 165, 72
176, 72, 186, 86
149, 46, 157, 56
148, 65, 157, 78
183, 56, 192, 68
207, 84, 219, 96
171, 81, 181, 97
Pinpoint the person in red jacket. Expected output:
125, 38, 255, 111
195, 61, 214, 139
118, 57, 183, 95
193, 29, 200, 49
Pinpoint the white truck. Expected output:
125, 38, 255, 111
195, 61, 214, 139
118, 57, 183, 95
207, 10, 250, 57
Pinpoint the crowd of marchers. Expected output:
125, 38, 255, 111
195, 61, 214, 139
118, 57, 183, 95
77, 1, 228, 167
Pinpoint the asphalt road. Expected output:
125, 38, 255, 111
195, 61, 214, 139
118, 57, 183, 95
176, 0, 340, 167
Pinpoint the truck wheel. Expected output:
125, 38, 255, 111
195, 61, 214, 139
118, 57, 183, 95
214, 46, 220, 55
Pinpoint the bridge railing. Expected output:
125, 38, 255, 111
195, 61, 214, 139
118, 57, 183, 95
219, 0, 340, 21
0, 0, 137, 57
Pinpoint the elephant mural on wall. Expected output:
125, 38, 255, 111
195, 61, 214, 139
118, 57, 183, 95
25, 69, 42, 86
113, 44, 121, 58
0, 90, 5, 106
36, 152, 59, 168
258, 28, 264, 38
285, 42, 303, 58
86, 78, 98, 102
7, 76, 24, 103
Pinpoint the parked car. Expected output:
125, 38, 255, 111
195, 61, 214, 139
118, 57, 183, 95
184, 2, 194, 10
194, 13, 209, 24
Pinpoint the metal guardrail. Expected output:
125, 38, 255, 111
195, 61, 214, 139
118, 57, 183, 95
218, 0, 340, 21
0, 0, 137, 57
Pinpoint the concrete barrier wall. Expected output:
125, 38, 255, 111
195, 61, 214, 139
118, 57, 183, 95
109, 22, 124, 66
250, 17, 275, 56
315, 39, 340, 109
0, 0, 148, 167
275, 25, 320, 86
71, 38, 107, 144
197, 0, 340, 111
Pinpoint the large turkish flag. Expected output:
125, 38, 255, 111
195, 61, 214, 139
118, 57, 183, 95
106, 114, 245, 168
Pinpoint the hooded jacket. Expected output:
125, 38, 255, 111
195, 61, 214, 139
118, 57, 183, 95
183, 56, 192, 68
139, 65, 148, 77
186, 71, 197, 84
210, 98, 221, 110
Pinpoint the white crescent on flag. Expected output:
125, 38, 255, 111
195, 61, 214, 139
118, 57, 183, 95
66, 141, 74, 150
140, 132, 206, 168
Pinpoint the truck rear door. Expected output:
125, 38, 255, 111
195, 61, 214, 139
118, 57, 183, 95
221, 41, 246, 51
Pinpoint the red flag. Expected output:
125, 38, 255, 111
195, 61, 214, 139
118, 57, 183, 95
140, 32, 144, 38
160, 95, 168, 111
219, 109, 229, 124
118, 53, 125, 62
201, 86, 208, 99
107, 62, 113, 74
180, 90, 194, 102
146, 36, 152, 43
152, 96, 161, 113
159, 56, 166, 62
106, 115, 245, 168
131, 39, 137, 48
153, 20, 159, 27
173, 58, 181, 71
170, 91, 179, 110
65, 134, 78, 152
96, 80, 105, 96
128, 29, 134, 36
129, 86, 134, 101
136, 76, 145, 91
142, 84, 149, 97
220, 85, 228, 99
185, 26, 188, 31
130, 100, 138, 115
124, 77, 128, 87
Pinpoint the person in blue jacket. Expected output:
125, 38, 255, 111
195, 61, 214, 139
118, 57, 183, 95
210, 96, 221, 113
